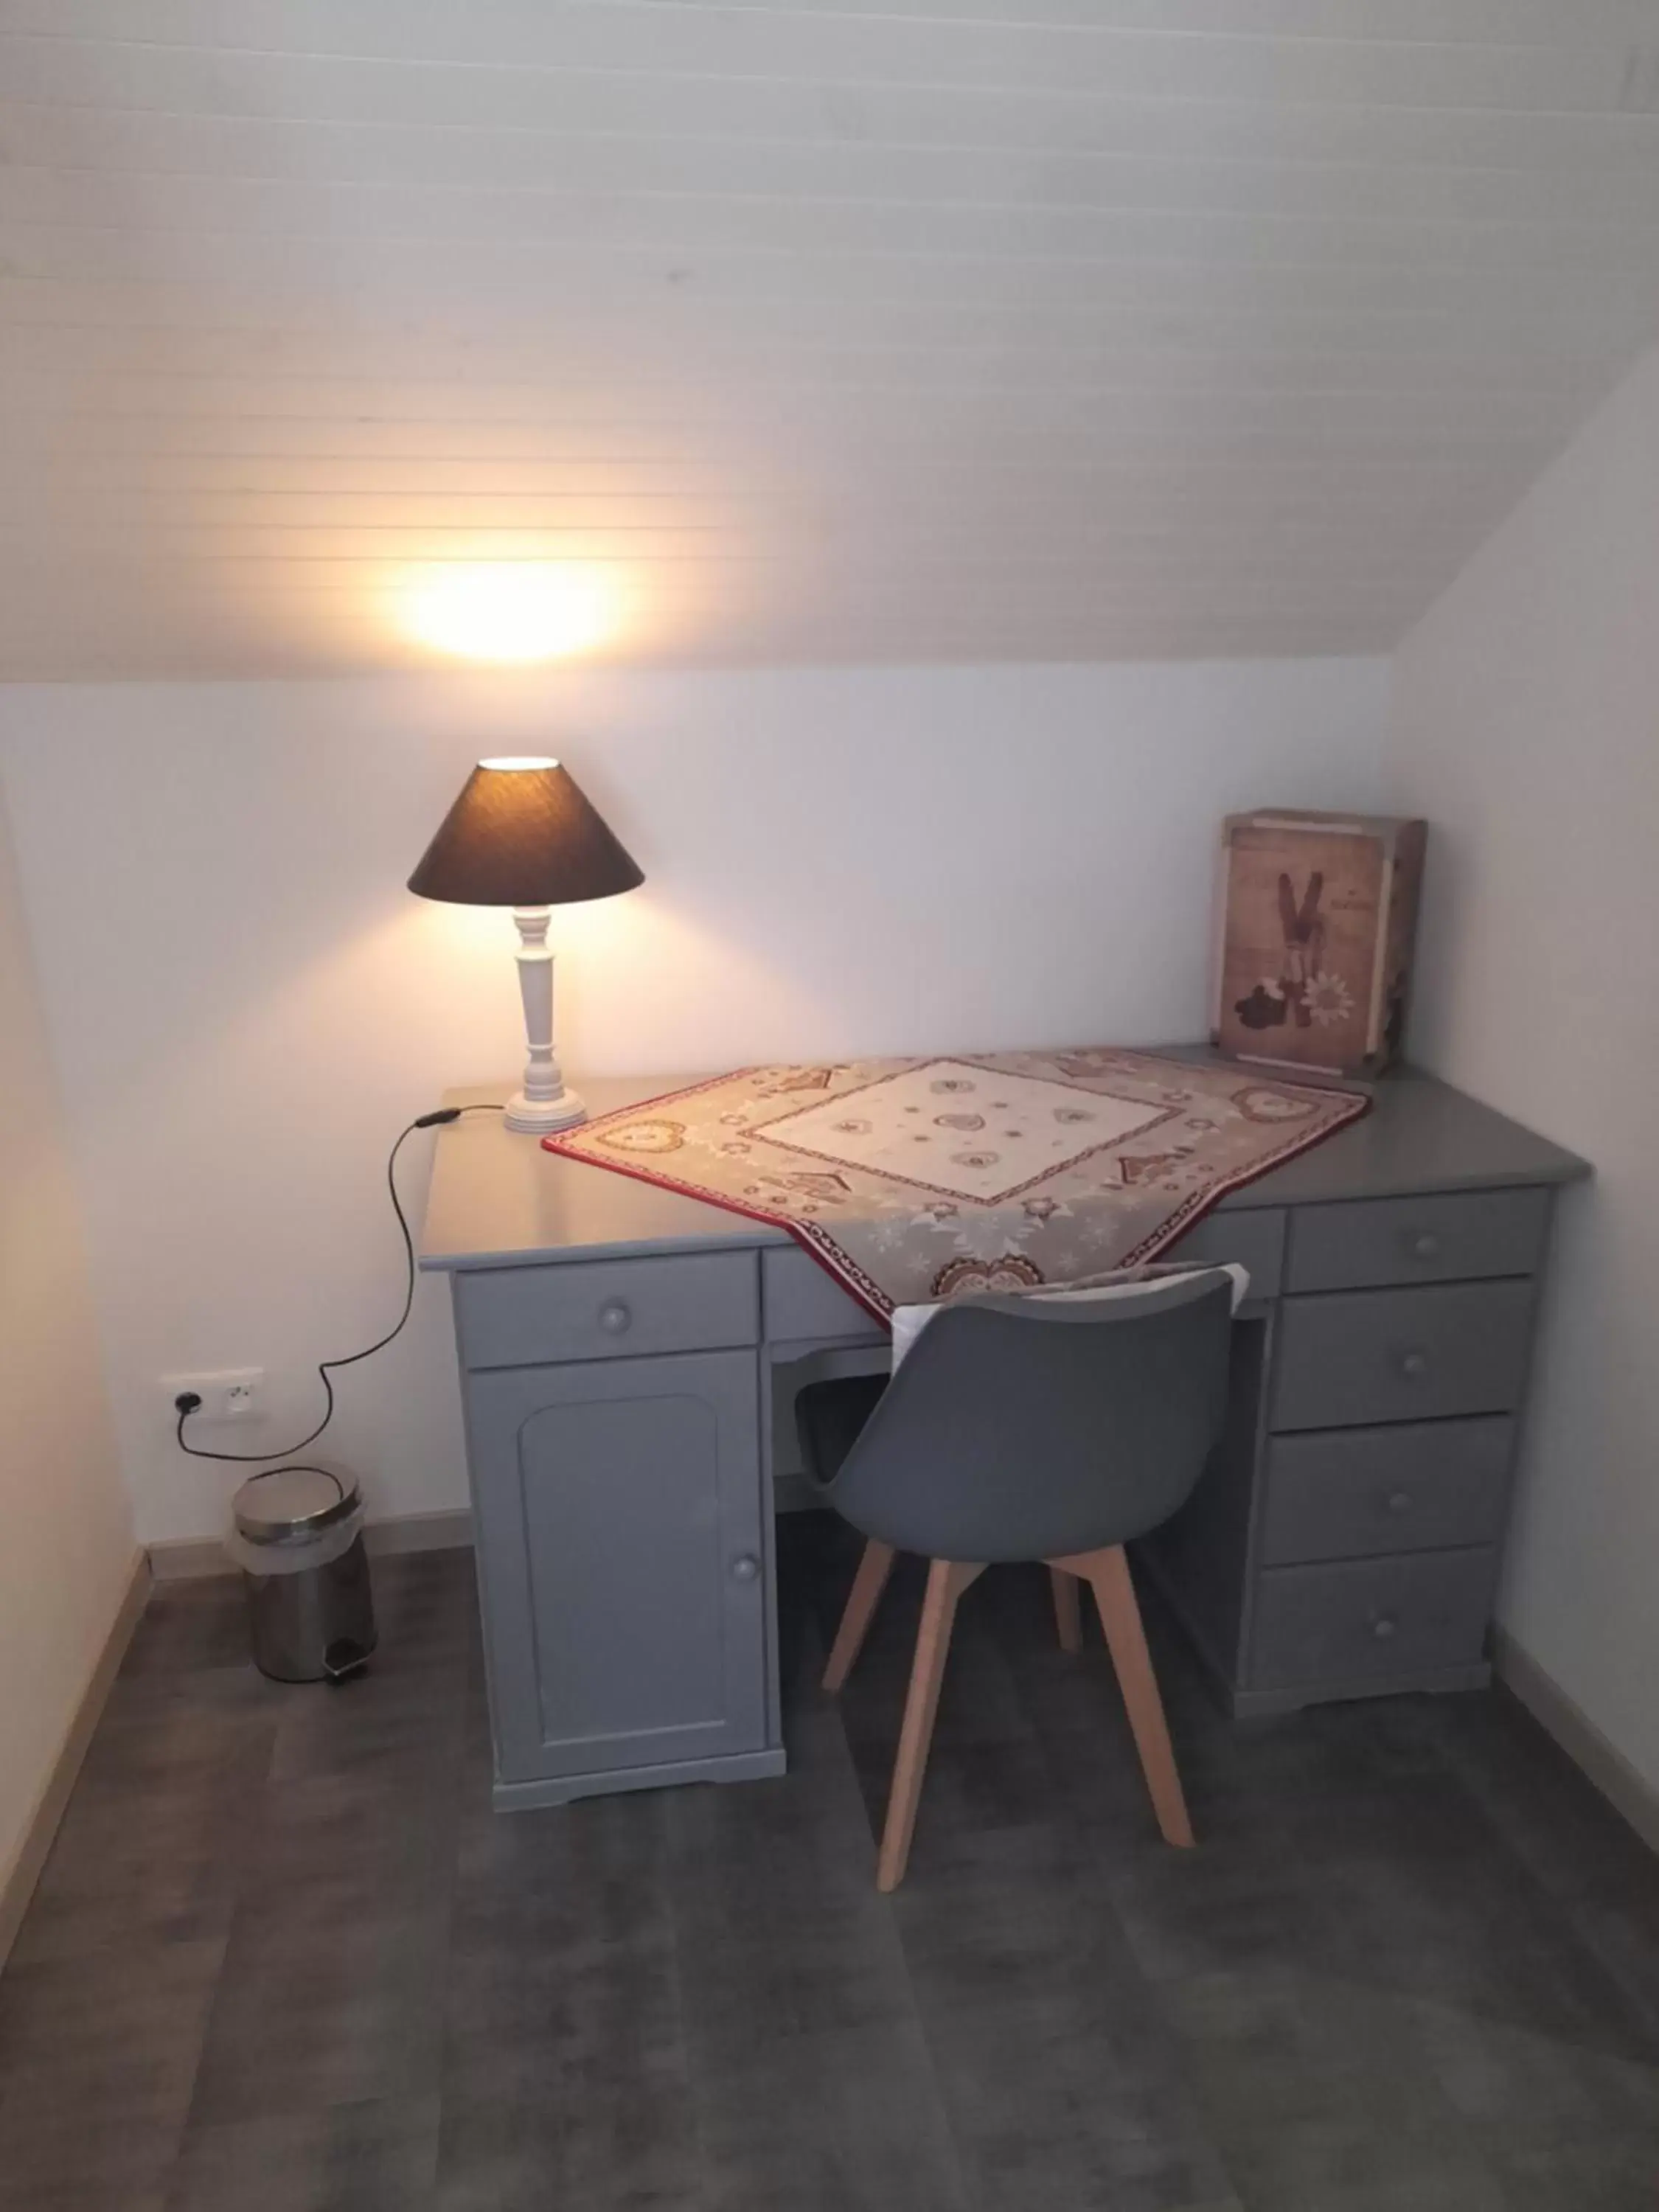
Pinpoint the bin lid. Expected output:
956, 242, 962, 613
232, 1465, 360, 1545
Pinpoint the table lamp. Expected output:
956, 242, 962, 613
408, 757, 644, 1133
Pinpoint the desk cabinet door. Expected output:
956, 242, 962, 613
467, 1349, 767, 1784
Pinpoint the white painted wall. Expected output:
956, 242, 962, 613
0, 787, 135, 1918
0, 658, 1386, 1544
1389, 341, 1659, 1795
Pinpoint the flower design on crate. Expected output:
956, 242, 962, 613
950, 1150, 1001, 1171
832, 1117, 873, 1136
934, 1112, 986, 1132
930, 1077, 977, 1094
1304, 970, 1357, 1028
597, 1119, 685, 1155
931, 1253, 1045, 1300
1052, 1106, 1095, 1124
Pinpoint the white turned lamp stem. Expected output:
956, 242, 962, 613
504, 905, 587, 1133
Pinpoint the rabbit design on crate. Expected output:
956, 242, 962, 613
1230, 869, 1326, 1035
1217, 811, 1426, 1073
1276, 870, 1326, 1029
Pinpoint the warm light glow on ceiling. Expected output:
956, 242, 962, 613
400, 563, 620, 663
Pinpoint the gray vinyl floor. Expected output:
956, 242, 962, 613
2, 1522, 1657, 2212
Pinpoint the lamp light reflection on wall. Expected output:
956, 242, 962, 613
400, 563, 619, 663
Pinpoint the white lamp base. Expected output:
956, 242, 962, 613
502, 906, 588, 1135
504, 1085, 587, 1134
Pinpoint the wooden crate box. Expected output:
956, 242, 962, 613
1213, 811, 1427, 1079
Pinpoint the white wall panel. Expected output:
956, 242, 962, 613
1389, 335, 1659, 1797
0, 790, 133, 1930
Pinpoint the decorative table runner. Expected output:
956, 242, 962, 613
545, 1048, 1368, 1320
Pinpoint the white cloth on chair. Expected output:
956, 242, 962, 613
889, 1262, 1251, 1372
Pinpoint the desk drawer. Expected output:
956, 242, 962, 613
456, 1251, 759, 1370
1286, 1188, 1549, 1294
762, 1245, 883, 1343
1250, 1548, 1494, 1693
1270, 1281, 1534, 1432
1261, 1417, 1514, 1566
1162, 1206, 1284, 1300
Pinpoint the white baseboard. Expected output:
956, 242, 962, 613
0, 1549, 152, 1972
147, 1506, 473, 1582
1492, 1627, 1659, 1858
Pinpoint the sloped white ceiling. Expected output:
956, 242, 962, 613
4, 0, 1659, 674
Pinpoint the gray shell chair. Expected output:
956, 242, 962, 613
796, 1270, 1233, 1890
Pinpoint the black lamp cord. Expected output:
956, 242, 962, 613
173, 1105, 504, 1464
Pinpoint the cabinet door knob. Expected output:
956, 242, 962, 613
729, 1554, 760, 1583
1386, 1490, 1413, 1515
1371, 1615, 1398, 1641
597, 1300, 633, 1335
1399, 1349, 1428, 1377
1411, 1232, 1441, 1261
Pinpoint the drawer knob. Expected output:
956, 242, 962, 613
729, 1554, 760, 1584
1399, 1349, 1428, 1377
597, 1300, 633, 1335
1385, 1490, 1413, 1516
1410, 1232, 1441, 1261
1371, 1615, 1398, 1641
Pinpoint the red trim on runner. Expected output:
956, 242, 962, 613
543, 1060, 1369, 1323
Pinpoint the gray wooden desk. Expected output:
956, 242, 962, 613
421, 1065, 1587, 1810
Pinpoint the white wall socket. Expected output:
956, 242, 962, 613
164, 1368, 265, 1423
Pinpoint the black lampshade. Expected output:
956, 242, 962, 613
408, 758, 644, 908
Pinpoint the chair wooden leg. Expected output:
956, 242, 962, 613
823, 1539, 897, 1693
876, 1559, 983, 1892
1087, 1545, 1194, 1848
1050, 1565, 1083, 1654
1050, 1544, 1194, 1850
